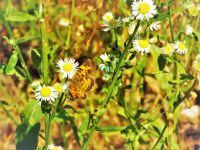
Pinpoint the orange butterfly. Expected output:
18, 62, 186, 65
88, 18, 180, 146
68, 59, 94, 99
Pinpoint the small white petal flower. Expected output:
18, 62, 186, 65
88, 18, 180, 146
59, 18, 70, 27
181, 105, 200, 119
132, 0, 157, 21
133, 38, 151, 54
185, 25, 193, 35
57, 58, 79, 79
175, 41, 187, 54
149, 21, 161, 31
35, 85, 58, 103
48, 144, 63, 150
162, 43, 175, 55
100, 53, 110, 62
99, 64, 110, 73
102, 11, 114, 25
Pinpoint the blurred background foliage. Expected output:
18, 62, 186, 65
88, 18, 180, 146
0, 0, 200, 149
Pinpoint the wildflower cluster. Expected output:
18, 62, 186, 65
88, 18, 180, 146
33, 58, 79, 103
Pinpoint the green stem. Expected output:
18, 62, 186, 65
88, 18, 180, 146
2, 106, 18, 126
81, 21, 140, 150
66, 0, 75, 48
40, 20, 49, 84
151, 122, 168, 149
0, 10, 32, 83
151, 79, 197, 149
44, 113, 51, 150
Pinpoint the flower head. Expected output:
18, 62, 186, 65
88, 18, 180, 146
57, 58, 79, 79
175, 41, 187, 54
35, 85, 58, 103
162, 43, 174, 55
100, 53, 110, 62
99, 53, 111, 73
102, 11, 115, 32
185, 25, 193, 35
48, 144, 63, 150
132, 0, 157, 21
102, 11, 114, 24
181, 105, 200, 119
188, 7, 199, 16
133, 38, 151, 54
149, 21, 161, 31
59, 18, 69, 27
53, 83, 68, 93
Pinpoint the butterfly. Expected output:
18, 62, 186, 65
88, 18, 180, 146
68, 59, 94, 99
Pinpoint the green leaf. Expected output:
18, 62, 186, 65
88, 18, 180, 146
79, 114, 90, 134
0, 64, 6, 73
31, 49, 41, 69
16, 122, 40, 150
6, 10, 37, 22
24, 100, 42, 125
96, 126, 126, 132
0, 100, 9, 106
15, 66, 26, 80
158, 55, 167, 70
155, 11, 169, 21
5, 52, 18, 75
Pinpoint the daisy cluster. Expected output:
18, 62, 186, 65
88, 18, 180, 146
162, 41, 188, 55
34, 58, 79, 103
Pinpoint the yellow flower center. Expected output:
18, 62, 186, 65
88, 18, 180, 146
189, 7, 199, 16
104, 15, 113, 23
138, 39, 149, 48
63, 64, 73, 72
62, 18, 69, 23
40, 87, 51, 97
138, 3, 150, 15
53, 84, 63, 93
178, 42, 186, 50
52, 148, 59, 150
164, 44, 173, 54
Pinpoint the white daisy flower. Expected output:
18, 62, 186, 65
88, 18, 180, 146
57, 58, 79, 79
99, 64, 110, 73
102, 11, 114, 25
132, 0, 157, 21
53, 83, 68, 93
133, 38, 151, 54
181, 105, 200, 119
162, 43, 175, 55
100, 53, 110, 62
35, 85, 58, 103
48, 144, 63, 150
102, 12, 115, 32
149, 21, 161, 31
185, 25, 193, 35
175, 41, 187, 54
59, 18, 70, 27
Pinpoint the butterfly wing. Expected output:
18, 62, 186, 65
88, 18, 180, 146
68, 59, 94, 99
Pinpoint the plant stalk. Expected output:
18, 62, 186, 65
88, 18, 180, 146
81, 21, 140, 150
0, 10, 32, 83
66, 0, 75, 48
